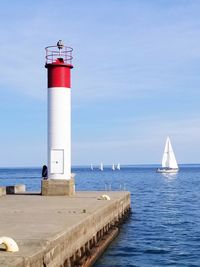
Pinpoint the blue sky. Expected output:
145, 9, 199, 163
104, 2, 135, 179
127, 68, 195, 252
0, 0, 200, 166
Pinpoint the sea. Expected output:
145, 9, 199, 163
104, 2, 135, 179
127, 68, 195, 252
0, 165, 200, 267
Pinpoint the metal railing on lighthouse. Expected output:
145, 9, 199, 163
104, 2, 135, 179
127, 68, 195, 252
45, 40, 73, 65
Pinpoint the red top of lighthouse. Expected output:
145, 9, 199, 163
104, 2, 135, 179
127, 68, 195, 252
45, 40, 73, 88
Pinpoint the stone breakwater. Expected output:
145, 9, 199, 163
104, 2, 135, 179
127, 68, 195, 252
0, 191, 131, 267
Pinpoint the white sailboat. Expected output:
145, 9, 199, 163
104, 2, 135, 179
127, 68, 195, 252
157, 137, 179, 173
90, 164, 94, 171
116, 163, 120, 170
100, 163, 103, 171
112, 164, 115, 171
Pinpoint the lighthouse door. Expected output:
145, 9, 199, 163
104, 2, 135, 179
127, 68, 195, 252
50, 149, 64, 174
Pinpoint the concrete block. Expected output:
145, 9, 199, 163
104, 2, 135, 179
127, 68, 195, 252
6, 184, 26, 194
41, 178, 75, 196
0, 187, 6, 196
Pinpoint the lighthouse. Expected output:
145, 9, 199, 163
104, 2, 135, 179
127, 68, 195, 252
42, 40, 75, 196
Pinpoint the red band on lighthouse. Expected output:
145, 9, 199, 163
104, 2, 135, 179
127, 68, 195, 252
45, 58, 73, 88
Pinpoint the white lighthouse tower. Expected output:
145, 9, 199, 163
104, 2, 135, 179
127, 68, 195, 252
42, 40, 74, 196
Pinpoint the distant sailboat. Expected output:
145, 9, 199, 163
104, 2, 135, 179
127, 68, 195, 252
116, 163, 120, 170
100, 163, 103, 171
157, 137, 179, 173
112, 164, 115, 171
90, 164, 94, 171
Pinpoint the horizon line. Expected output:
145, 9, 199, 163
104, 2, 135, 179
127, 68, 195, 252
0, 163, 199, 169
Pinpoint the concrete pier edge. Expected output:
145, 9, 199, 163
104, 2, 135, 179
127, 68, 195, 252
0, 191, 131, 267
80, 209, 131, 267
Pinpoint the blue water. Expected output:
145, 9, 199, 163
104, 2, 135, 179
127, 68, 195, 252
1, 165, 200, 266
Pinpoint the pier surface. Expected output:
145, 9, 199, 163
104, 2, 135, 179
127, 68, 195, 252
0, 191, 130, 267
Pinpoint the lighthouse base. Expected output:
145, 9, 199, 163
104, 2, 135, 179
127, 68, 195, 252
41, 178, 75, 196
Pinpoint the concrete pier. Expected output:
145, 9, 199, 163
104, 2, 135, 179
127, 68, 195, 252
0, 191, 131, 267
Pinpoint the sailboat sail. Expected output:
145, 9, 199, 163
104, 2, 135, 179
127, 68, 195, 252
116, 163, 120, 170
100, 163, 103, 171
161, 137, 178, 169
90, 164, 94, 170
112, 164, 115, 171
